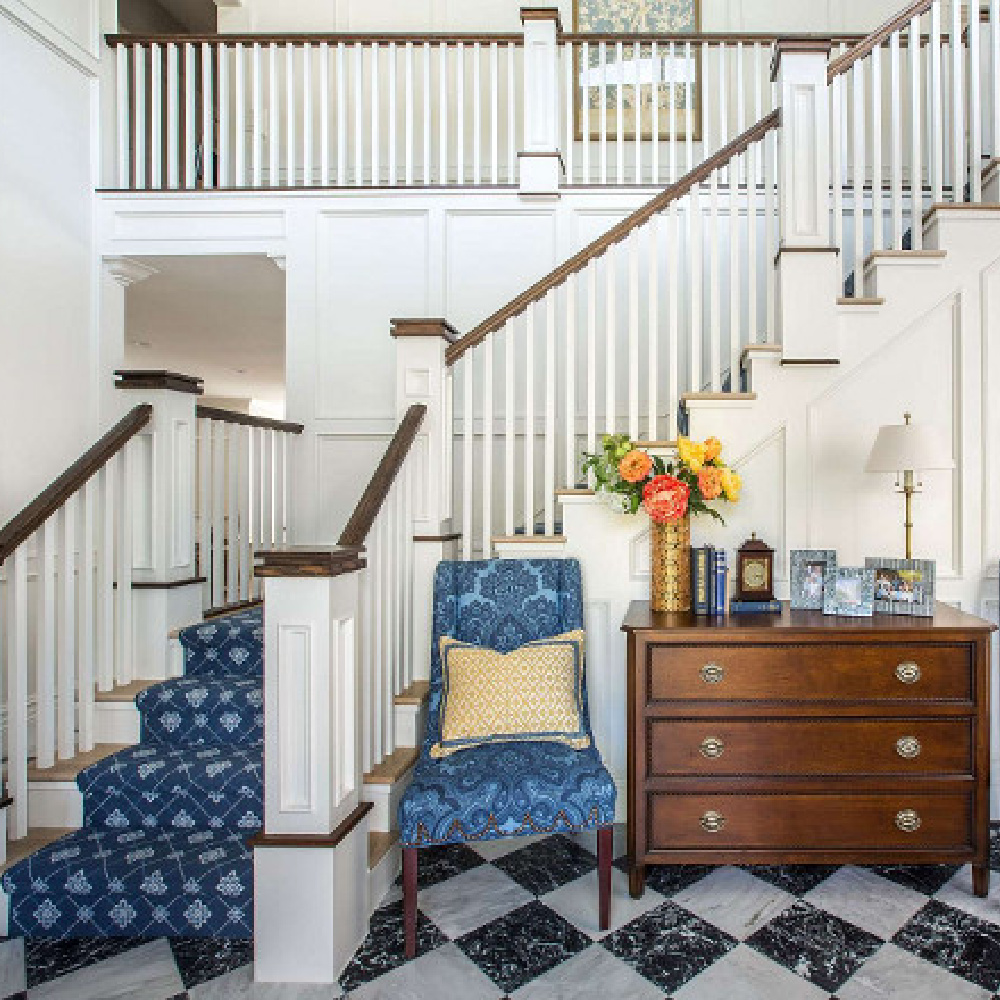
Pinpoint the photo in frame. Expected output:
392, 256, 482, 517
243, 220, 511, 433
865, 557, 936, 617
824, 567, 876, 617
573, 0, 702, 141
789, 550, 838, 610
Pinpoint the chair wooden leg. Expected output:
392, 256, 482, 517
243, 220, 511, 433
598, 826, 613, 931
403, 847, 418, 958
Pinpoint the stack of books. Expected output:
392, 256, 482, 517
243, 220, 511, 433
691, 546, 727, 616
729, 597, 782, 614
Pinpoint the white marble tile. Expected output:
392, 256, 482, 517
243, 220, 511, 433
804, 865, 929, 939
0, 937, 26, 998
673, 867, 796, 940
672, 944, 828, 1000
29, 939, 184, 1000
934, 866, 1000, 926
540, 867, 664, 939
837, 943, 990, 1000
470, 835, 548, 862
416, 864, 533, 938
348, 943, 501, 1000
511, 942, 663, 1000
189, 964, 342, 999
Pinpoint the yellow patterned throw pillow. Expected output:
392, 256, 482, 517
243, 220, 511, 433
430, 630, 590, 759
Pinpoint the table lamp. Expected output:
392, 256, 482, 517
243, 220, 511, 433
864, 412, 955, 559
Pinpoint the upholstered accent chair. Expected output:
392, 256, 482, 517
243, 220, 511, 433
398, 558, 617, 957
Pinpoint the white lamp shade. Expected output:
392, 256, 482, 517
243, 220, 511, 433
865, 420, 955, 473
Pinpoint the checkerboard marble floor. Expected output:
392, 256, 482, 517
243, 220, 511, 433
6, 827, 1000, 998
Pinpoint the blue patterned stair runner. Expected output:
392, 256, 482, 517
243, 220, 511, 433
3, 607, 265, 938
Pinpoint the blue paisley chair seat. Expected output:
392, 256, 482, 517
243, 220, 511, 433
398, 558, 616, 956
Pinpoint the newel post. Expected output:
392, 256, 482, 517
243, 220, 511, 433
391, 319, 459, 682
772, 39, 839, 361
519, 7, 564, 197
114, 370, 205, 680
251, 546, 370, 984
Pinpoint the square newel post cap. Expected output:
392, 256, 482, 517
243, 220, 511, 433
254, 544, 366, 578
520, 7, 563, 31
770, 37, 833, 81
389, 318, 459, 343
115, 370, 205, 395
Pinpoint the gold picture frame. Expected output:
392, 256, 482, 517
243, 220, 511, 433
572, 0, 702, 143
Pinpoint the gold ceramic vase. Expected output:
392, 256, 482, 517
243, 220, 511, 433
650, 515, 692, 612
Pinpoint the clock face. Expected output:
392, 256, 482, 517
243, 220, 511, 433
742, 558, 768, 590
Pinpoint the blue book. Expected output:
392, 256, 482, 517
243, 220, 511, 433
691, 547, 711, 615
713, 550, 727, 614
729, 599, 782, 614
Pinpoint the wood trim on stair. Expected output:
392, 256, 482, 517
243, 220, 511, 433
204, 598, 264, 619
131, 575, 206, 590
394, 681, 430, 707
107, 32, 525, 47
94, 680, 163, 703
0, 404, 153, 564
363, 746, 419, 786
114, 370, 204, 395
863, 248, 947, 269
446, 109, 781, 366
27, 744, 130, 783
254, 546, 366, 578
413, 532, 462, 543
338, 405, 428, 549
827, 0, 934, 82
248, 802, 374, 850
681, 392, 757, 402
838, 297, 885, 306
369, 830, 399, 870
195, 405, 304, 435
390, 318, 459, 343
491, 535, 568, 544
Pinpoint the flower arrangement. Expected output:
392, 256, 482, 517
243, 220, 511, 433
581, 433, 741, 524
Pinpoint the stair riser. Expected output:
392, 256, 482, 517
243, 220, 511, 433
367, 842, 401, 919
984, 165, 1000, 203
393, 703, 427, 749
93, 704, 141, 745
27, 783, 83, 829
362, 772, 413, 835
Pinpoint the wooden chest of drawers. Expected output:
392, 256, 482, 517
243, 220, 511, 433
621, 600, 995, 899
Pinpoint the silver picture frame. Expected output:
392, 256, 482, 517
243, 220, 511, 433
824, 567, 876, 617
865, 557, 936, 617
789, 549, 838, 610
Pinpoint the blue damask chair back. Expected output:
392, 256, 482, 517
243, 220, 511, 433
423, 558, 586, 753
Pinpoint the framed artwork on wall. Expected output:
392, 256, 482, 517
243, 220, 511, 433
573, 0, 702, 142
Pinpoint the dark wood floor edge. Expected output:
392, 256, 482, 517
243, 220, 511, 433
248, 802, 374, 850
131, 575, 206, 590
203, 598, 264, 619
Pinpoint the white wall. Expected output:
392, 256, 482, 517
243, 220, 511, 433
0, 1, 112, 523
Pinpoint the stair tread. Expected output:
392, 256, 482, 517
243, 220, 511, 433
1, 828, 76, 875
837, 296, 885, 306
369, 830, 399, 871
681, 391, 757, 401
28, 744, 131, 783
364, 746, 419, 786
95, 680, 163, 703
394, 681, 430, 707
492, 535, 567, 544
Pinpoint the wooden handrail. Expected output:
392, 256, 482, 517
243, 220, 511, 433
447, 108, 781, 366
562, 31, 868, 44
0, 404, 153, 564
195, 405, 304, 435
338, 404, 427, 549
106, 32, 524, 47
827, 0, 934, 81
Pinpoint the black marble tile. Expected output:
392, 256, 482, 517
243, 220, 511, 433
644, 865, 716, 897
455, 900, 591, 994
893, 899, 1000, 992
602, 900, 737, 995
493, 835, 598, 896
988, 827, 1000, 872
338, 899, 447, 993
867, 864, 961, 896
742, 865, 840, 896
2, 993, 26, 1000
168, 937, 253, 989
745, 899, 883, 993
395, 842, 486, 890
24, 936, 151, 989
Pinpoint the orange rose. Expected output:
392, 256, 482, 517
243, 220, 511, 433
704, 436, 723, 463
642, 475, 690, 524
697, 466, 724, 501
618, 449, 653, 484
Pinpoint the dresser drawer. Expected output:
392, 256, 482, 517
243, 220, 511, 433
648, 643, 972, 703
648, 718, 973, 777
647, 791, 972, 851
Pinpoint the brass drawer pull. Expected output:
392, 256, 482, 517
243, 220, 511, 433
895, 809, 922, 833
896, 661, 922, 684
896, 736, 922, 760
700, 811, 726, 833
700, 663, 725, 684
700, 737, 725, 759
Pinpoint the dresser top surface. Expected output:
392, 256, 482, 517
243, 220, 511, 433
622, 600, 996, 636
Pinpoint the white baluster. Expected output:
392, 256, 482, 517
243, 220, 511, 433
198, 419, 212, 607
238, 424, 251, 601
79, 478, 96, 753
227, 423, 239, 603
685, 41, 694, 174
615, 41, 625, 183
371, 43, 380, 185
370, 517, 383, 762
116, 446, 134, 686
235, 43, 246, 187
871, 45, 883, 250
564, 273, 577, 487
117, 44, 129, 187
729, 148, 741, 379
212, 419, 226, 608
402, 461, 414, 691
424, 43, 433, 184
544, 293, 556, 535
628, 231, 640, 439
600, 42, 608, 184
151, 44, 163, 188
439, 43, 449, 184
992, 0, 1000, 163
166, 43, 180, 188
202, 42, 214, 189
276, 432, 288, 544
717, 42, 727, 176
852, 60, 866, 295
524, 304, 536, 533
473, 42, 482, 184
455, 44, 465, 184
380, 511, 393, 755
337, 43, 347, 185
747, 139, 759, 340
647, 215, 659, 440
269, 43, 280, 186
261, 428, 274, 549
97, 463, 115, 692
57, 498, 76, 760
930, 1, 944, 202
970, 2, 983, 202
184, 43, 197, 188
251, 427, 263, 598
910, 15, 924, 248
481, 335, 493, 557
831, 66, 845, 264
889, 33, 903, 247
689, 187, 703, 389
736, 42, 746, 153
133, 44, 146, 189
252, 43, 263, 187
303, 43, 313, 187
633, 41, 642, 183
709, 166, 721, 388
586, 265, 598, 466
218, 43, 230, 188
667, 202, 680, 436
7, 546, 28, 838
651, 41, 659, 185
462, 360, 473, 558
504, 319, 516, 535
354, 44, 364, 185
286, 44, 296, 186
490, 43, 500, 184
405, 42, 415, 185
36, 520, 56, 768
604, 247, 616, 432
581, 41, 591, 184
668, 41, 677, 182
388, 43, 397, 185
508, 43, 517, 182
319, 43, 330, 186
951, 0, 964, 201
564, 42, 573, 184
